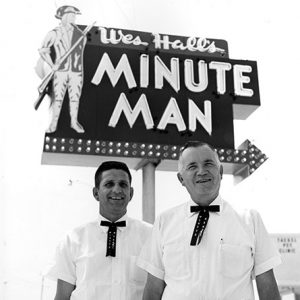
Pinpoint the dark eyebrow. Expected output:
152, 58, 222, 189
103, 179, 129, 184
186, 162, 197, 168
119, 179, 129, 184
103, 179, 114, 184
204, 159, 215, 164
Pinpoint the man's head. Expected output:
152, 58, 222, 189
93, 161, 133, 222
55, 5, 81, 23
177, 141, 223, 205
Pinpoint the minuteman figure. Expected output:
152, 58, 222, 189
37, 5, 86, 133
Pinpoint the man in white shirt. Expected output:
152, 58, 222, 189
46, 161, 152, 300
138, 141, 281, 300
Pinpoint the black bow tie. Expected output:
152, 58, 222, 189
190, 205, 220, 213
190, 205, 220, 246
100, 220, 126, 257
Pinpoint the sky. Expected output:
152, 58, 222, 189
1, 0, 300, 299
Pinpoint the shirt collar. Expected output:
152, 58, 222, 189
98, 214, 128, 233
188, 195, 223, 217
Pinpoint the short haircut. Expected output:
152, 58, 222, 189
94, 161, 132, 187
178, 141, 220, 172
179, 141, 217, 156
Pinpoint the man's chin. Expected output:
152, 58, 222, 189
110, 201, 125, 207
193, 191, 217, 203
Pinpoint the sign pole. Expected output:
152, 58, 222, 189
136, 158, 160, 224
142, 162, 156, 224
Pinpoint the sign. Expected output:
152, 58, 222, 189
271, 234, 300, 289
35, 7, 264, 176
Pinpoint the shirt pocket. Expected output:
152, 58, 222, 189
129, 255, 147, 283
163, 241, 189, 279
220, 243, 253, 278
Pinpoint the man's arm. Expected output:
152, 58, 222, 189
256, 269, 280, 300
54, 279, 75, 300
39, 30, 57, 69
143, 272, 166, 300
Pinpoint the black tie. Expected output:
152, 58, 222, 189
100, 220, 126, 257
190, 205, 220, 246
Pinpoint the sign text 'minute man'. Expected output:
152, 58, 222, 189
38, 24, 263, 174
91, 52, 254, 135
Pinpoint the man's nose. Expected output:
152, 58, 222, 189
112, 184, 122, 193
197, 166, 207, 175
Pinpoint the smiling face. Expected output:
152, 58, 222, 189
177, 145, 223, 205
93, 169, 133, 222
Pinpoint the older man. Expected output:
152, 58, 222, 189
138, 141, 281, 300
46, 161, 152, 300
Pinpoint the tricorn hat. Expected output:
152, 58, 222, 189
55, 5, 81, 19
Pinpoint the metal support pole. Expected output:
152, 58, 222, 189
142, 162, 156, 224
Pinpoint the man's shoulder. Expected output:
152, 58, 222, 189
157, 202, 188, 223
162, 202, 187, 215
67, 220, 98, 239
56, 220, 99, 254
43, 27, 59, 40
223, 199, 262, 232
128, 217, 152, 232
127, 217, 152, 243
224, 199, 260, 219
51, 26, 63, 34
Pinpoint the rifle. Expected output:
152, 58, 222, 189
34, 21, 96, 110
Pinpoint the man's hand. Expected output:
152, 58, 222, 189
52, 63, 59, 72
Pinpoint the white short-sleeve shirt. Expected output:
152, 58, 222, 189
137, 196, 281, 300
46, 214, 152, 300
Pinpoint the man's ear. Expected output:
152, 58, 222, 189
93, 187, 99, 201
129, 187, 134, 201
220, 164, 223, 179
177, 173, 185, 186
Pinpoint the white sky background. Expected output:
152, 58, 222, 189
0, 0, 300, 299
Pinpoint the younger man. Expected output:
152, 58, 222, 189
47, 161, 152, 300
